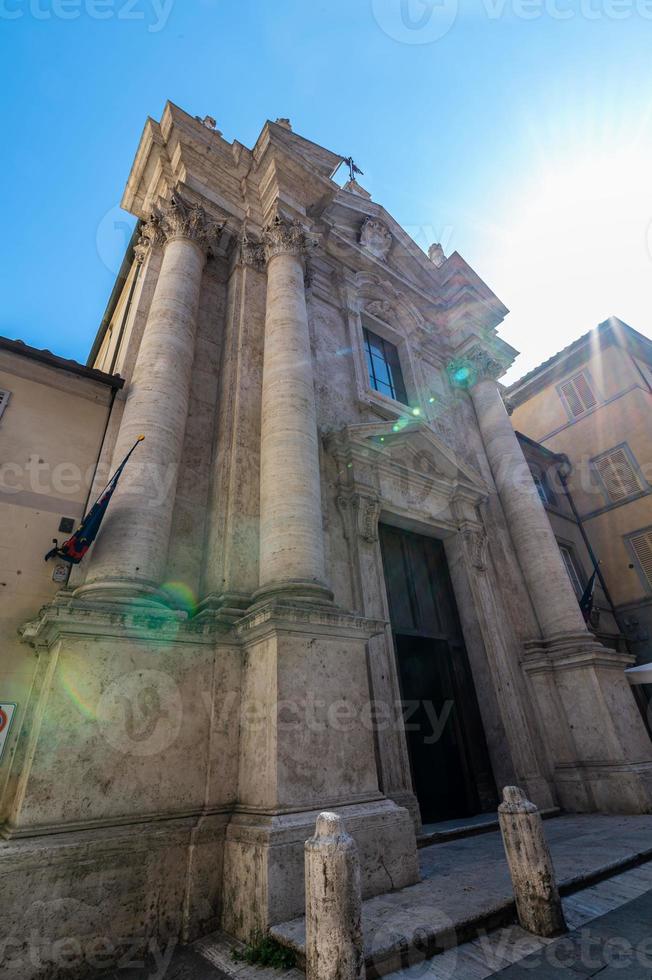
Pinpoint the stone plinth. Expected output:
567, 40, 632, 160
221, 600, 419, 938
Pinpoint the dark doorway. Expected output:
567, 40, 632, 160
379, 524, 497, 824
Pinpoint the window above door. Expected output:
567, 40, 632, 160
363, 327, 408, 405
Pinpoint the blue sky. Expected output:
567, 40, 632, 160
2, 0, 652, 381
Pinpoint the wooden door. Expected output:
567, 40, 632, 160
379, 524, 497, 823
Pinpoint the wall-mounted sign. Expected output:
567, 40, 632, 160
0, 703, 17, 763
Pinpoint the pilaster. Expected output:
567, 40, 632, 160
221, 599, 419, 938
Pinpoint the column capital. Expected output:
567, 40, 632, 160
151, 191, 225, 254
133, 218, 165, 264
240, 229, 267, 270
336, 489, 382, 544
263, 212, 319, 262
448, 343, 513, 389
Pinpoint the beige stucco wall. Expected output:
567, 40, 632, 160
512, 345, 652, 613
0, 350, 113, 796
511, 344, 640, 443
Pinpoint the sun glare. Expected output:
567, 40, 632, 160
486, 134, 652, 382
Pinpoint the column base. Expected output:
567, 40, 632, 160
194, 591, 252, 628
221, 798, 419, 939
523, 635, 652, 814
251, 578, 335, 606
72, 577, 177, 610
387, 789, 422, 834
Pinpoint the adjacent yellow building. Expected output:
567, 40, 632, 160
509, 317, 652, 665
0, 337, 121, 801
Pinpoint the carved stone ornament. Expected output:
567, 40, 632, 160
150, 192, 225, 254
336, 491, 382, 544
133, 218, 166, 263
461, 524, 489, 571
263, 212, 319, 261
359, 218, 392, 260
448, 344, 511, 389
365, 299, 394, 322
240, 229, 266, 270
428, 243, 446, 268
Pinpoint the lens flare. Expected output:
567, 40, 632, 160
161, 581, 197, 616
59, 657, 98, 721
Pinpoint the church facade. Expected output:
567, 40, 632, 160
2, 103, 651, 972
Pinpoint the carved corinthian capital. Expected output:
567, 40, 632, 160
151, 192, 225, 254
263, 212, 319, 262
448, 343, 513, 389
240, 229, 266, 270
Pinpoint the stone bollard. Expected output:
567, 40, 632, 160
498, 786, 567, 937
305, 812, 365, 980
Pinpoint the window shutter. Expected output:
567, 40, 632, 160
574, 373, 597, 410
594, 447, 642, 503
560, 373, 597, 417
0, 389, 10, 420
630, 531, 652, 589
559, 545, 583, 597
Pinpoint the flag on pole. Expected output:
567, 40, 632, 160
45, 437, 144, 565
579, 566, 598, 622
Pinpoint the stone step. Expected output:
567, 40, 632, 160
190, 862, 652, 980
416, 807, 561, 848
269, 813, 652, 978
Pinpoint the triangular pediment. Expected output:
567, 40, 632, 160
335, 419, 489, 501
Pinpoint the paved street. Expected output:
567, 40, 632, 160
490, 888, 652, 978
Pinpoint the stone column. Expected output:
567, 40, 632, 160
305, 812, 365, 980
79, 193, 223, 601
498, 786, 566, 937
256, 213, 331, 602
462, 347, 588, 641
458, 343, 652, 815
